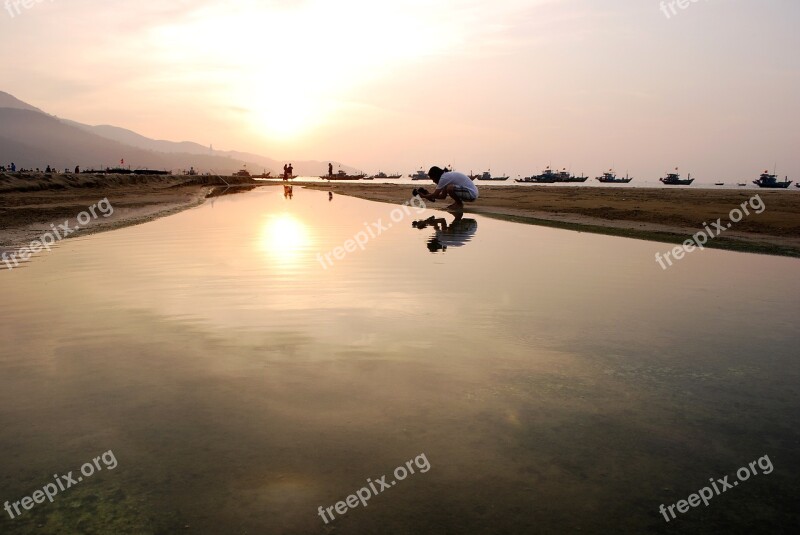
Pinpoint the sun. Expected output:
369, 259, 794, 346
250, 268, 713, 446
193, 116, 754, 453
243, 84, 328, 141
145, 1, 461, 142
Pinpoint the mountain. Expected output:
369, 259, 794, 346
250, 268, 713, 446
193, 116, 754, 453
0, 108, 265, 173
0, 92, 354, 175
0, 108, 263, 174
0, 91, 44, 113
60, 121, 214, 156
61, 121, 321, 174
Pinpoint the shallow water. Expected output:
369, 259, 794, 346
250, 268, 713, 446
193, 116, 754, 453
1, 186, 799, 534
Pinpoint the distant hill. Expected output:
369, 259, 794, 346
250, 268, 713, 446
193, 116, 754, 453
0, 91, 44, 113
60, 121, 214, 155
0, 91, 354, 175
0, 108, 264, 173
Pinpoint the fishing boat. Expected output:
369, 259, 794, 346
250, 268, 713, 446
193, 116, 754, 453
323, 170, 366, 181
387, 173, 402, 179
132, 169, 170, 176
252, 170, 272, 178
753, 170, 792, 189
715, 182, 725, 186
370, 171, 400, 179
517, 167, 559, 183
233, 168, 251, 178
410, 169, 429, 181
596, 170, 633, 183
738, 183, 748, 187
557, 169, 589, 183
660, 170, 694, 185
370, 171, 388, 179
475, 171, 510, 181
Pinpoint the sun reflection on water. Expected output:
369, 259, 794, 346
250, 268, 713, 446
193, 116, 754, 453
260, 213, 312, 267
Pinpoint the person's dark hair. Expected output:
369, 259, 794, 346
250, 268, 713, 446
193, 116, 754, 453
428, 166, 450, 183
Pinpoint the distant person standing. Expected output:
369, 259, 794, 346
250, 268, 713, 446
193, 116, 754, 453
287, 163, 294, 179
75, 165, 80, 173
283, 164, 289, 180
417, 166, 479, 211
10, 162, 16, 172
328, 162, 333, 176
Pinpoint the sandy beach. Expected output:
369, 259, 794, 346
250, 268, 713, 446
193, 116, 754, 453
0, 173, 258, 252
3, 175, 800, 258
306, 183, 800, 257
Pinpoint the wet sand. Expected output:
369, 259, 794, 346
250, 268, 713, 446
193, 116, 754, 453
306, 183, 800, 257
0, 173, 259, 251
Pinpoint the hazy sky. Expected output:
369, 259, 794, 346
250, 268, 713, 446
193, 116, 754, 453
2, 0, 799, 180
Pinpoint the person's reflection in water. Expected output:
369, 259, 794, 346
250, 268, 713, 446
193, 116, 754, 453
283, 185, 294, 199
329, 191, 333, 202
412, 212, 478, 253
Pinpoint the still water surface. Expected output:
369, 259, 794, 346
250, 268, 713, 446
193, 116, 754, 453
1, 186, 798, 534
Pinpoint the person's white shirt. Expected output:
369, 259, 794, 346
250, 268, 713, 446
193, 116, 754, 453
437, 171, 479, 199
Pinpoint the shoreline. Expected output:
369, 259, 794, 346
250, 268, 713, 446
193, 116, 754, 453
2, 174, 799, 260
304, 183, 800, 257
0, 173, 263, 255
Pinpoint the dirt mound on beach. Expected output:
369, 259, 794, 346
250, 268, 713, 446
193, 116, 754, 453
0, 172, 256, 193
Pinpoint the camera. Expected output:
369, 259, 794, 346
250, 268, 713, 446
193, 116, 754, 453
412, 187, 434, 201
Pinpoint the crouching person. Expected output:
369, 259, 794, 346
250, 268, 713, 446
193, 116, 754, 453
419, 166, 479, 211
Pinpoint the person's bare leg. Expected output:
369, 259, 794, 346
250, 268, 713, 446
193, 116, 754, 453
445, 185, 464, 210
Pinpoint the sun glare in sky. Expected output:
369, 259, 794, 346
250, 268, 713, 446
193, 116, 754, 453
4, 0, 797, 179
147, 1, 459, 142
